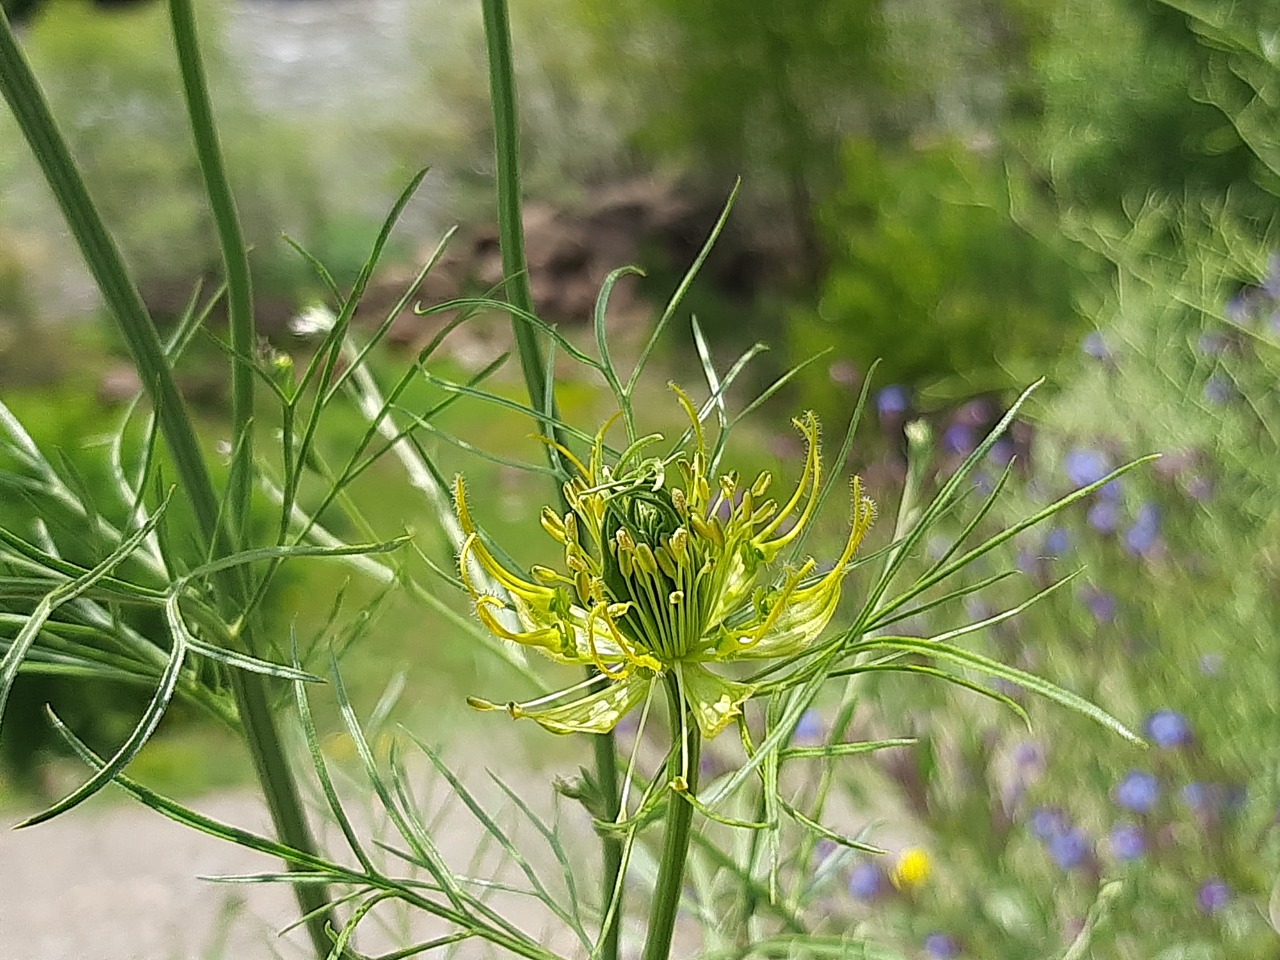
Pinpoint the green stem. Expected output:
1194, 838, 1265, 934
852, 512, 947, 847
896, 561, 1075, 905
642, 677, 702, 960
589, 700, 623, 960
168, 0, 254, 544
0, 15, 338, 957
477, 3, 624, 957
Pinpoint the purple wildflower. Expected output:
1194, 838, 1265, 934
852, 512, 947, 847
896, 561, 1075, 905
794, 708, 824, 746
1144, 709, 1192, 749
1181, 782, 1224, 814
1116, 770, 1160, 814
1013, 741, 1043, 770
1097, 477, 1123, 500
1087, 500, 1120, 534
1185, 475, 1213, 501
1225, 291, 1252, 325
1124, 503, 1161, 556
1030, 806, 1067, 840
924, 933, 961, 959
943, 422, 976, 456
847, 860, 884, 900
988, 436, 1015, 466
1064, 448, 1112, 488
1081, 331, 1109, 360
1196, 878, 1231, 914
1082, 587, 1117, 624
1197, 331, 1228, 356
1048, 827, 1091, 870
877, 385, 910, 417
1044, 527, 1070, 557
1109, 822, 1145, 860
1263, 253, 1280, 300
1204, 374, 1233, 404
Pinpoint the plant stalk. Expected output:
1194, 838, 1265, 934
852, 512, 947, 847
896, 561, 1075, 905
0, 14, 339, 956
641, 678, 702, 960
477, 2, 625, 957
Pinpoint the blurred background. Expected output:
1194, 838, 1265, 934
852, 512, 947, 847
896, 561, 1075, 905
1, 0, 1278, 957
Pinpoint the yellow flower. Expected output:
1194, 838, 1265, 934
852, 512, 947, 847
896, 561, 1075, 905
458, 386, 875, 740
891, 847, 932, 890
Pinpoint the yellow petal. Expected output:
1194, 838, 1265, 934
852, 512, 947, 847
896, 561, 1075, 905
509, 673, 651, 735
680, 662, 755, 739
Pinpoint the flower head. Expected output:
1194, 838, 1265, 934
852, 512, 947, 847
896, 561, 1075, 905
458, 389, 876, 739
1109, 821, 1145, 860
1144, 709, 1192, 749
890, 846, 931, 890
1116, 770, 1159, 814
1197, 878, 1231, 914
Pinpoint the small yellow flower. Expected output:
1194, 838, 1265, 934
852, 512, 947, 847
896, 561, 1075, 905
457, 386, 875, 740
891, 846, 932, 890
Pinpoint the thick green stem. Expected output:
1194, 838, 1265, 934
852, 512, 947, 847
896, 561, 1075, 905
0, 14, 338, 956
168, 0, 254, 543
642, 678, 702, 960
590, 704, 623, 960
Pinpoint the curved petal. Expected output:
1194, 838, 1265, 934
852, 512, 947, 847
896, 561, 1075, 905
680, 662, 755, 739
508, 673, 652, 735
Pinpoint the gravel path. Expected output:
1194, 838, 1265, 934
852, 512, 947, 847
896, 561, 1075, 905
1, 769, 597, 959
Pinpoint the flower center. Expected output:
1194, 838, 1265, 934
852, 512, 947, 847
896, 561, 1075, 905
599, 487, 712, 662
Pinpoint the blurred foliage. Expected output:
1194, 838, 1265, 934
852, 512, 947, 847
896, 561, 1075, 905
1024, 0, 1280, 218
838, 201, 1280, 958
791, 137, 1082, 411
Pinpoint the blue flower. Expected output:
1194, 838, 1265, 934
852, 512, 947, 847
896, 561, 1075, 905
1181, 782, 1225, 814
1263, 253, 1280, 300
847, 860, 883, 900
1196, 878, 1231, 914
1087, 500, 1120, 534
794, 708, 825, 746
1109, 822, 1145, 860
1030, 806, 1067, 840
1144, 709, 1192, 749
943, 423, 976, 456
1064, 448, 1112, 487
1081, 587, 1117, 624
1048, 827, 1091, 870
877, 385, 910, 417
1225, 291, 1252, 325
1043, 527, 1070, 557
988, 437, 1015, 466
1204, 375, 1233, 405
924, 933, 961, 959
1116, 770, 1159, 814
1124, 503, 1160, 556
1081, 331, 1109, 360
1197, 331, 1228, 356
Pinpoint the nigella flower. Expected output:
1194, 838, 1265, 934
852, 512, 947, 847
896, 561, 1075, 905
457, 390, 876, 738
